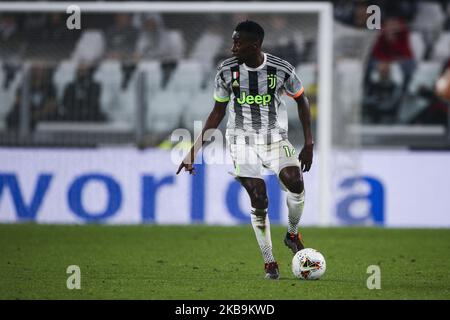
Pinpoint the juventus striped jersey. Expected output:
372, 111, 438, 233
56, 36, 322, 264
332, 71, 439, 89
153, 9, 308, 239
214, 52, 304, 145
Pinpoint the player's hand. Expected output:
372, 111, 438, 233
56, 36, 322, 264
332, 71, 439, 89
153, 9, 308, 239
176, 161, 196, 175
299, 143, 313, 172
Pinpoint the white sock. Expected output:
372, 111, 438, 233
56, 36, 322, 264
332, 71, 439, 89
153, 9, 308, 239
250, 208, 275, 263
287, 190, 305, 235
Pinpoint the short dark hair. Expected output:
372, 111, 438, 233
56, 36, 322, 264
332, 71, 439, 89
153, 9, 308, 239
235, 20, 264, 45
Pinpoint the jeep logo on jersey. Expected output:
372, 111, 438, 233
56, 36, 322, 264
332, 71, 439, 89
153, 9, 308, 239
237, 91, 272, 106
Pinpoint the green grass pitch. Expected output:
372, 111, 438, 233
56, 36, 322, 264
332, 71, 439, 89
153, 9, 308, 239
0, 224, 449, 300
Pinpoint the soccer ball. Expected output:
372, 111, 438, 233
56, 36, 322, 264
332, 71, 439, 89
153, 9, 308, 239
292, 248, 326, 280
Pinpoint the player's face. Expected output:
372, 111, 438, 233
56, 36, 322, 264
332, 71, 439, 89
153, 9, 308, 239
231, 31, 258, 63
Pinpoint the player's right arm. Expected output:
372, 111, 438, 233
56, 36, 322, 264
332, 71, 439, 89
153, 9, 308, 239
284, 67, 314, 172
177, 65, 230, 175
176, 100, 227, 175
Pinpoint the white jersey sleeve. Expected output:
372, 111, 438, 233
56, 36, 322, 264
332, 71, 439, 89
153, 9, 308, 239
284, 68, 304, 99
213, 70, 231, 103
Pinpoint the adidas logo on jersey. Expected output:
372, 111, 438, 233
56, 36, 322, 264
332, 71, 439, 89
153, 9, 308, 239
237, 91, 272, 106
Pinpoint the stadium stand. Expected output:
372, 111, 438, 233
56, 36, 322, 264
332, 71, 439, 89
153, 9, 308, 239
409, 31, 426, 61
0, 0, 449, 148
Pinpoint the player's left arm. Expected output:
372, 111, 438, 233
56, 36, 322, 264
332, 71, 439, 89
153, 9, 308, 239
295, 91, 314, 172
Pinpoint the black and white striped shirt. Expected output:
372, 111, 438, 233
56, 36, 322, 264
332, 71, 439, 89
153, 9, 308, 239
214, 53, 304, 145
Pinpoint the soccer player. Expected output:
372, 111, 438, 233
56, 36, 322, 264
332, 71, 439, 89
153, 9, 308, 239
177, 20, 313, 280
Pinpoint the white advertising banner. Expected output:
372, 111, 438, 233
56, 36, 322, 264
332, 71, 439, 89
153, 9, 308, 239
0, 148, 449, 227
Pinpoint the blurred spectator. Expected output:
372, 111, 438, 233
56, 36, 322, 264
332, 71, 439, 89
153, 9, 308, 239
1, 63, 15, 90
382, 0, 418, 22
411, 1, 446, 60
135, 13, 185, 88
23, 13, 47, 42
0, 14, 18, 42
105, 14, 138, 61
43, 13, 79, 44
0, 14, 23, 90
44, 13, 80, 60
334, 0, 372, 28
333, 2, 378, 60
264, 16, 301, 66
135, 13, 164, 60
61, 63, 105, 122
365, 17, 416, 92
445, 2, 450, 30
190, 16, 224, 66
189, 15, 225, 88
6, 64, 57, 130
352, 2, 370, 28
105, 14, 139, 90
334, 0, 356, 25
363, 61, 403, 123
411, 57, 450, 125
21, 13, 79, 60
334, 0, 418, 27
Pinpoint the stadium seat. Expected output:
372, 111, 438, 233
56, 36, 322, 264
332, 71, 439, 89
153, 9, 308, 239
137, 61, 162, 96
407, 61, 441, 93
190, 32, 223, 66
409, 32, 425, 61
146, 60, 203, 133
71, 30, 105, 64
169, 60, 203, 101
146, 88, 184, 133
94, 60, 124, 122
165, 30, 185, 63
412, 3, 446, 37
190, 32, 224, 86
398, 61, 442, 122
116, 75, 138, 127
431, 32, 450, 63
368, 62, 404, 86
131, 61, 163, 130
390, 63, 404, 87
53, 60, 77, 103
183, 84, 215, 132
